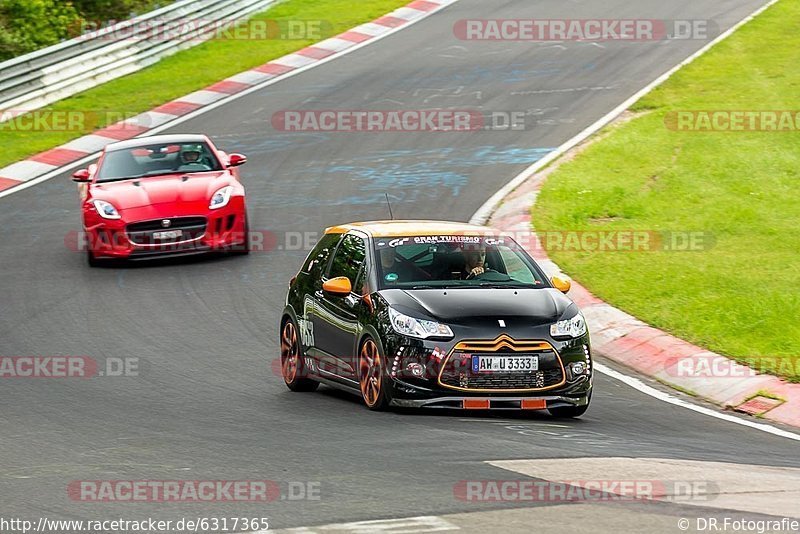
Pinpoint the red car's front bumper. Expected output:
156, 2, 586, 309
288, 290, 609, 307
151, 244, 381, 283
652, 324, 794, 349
82, 198, 247, 260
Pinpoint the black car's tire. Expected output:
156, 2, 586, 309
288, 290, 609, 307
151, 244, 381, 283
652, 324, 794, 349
280, 319, 318, 392
548, 398, 590, 418
358, 337, 389, 411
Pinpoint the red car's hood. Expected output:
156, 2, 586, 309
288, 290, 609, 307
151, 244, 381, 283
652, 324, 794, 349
89, 171, 232, 210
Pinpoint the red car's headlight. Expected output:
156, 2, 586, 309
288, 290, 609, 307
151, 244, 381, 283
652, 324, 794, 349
92, 200, 121, 220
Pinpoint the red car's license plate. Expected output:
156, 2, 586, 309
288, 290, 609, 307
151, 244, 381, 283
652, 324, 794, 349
152, 230, 183, 240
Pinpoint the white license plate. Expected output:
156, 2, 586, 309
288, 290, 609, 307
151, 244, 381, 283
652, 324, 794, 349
471, 355, 539, 373
152, 230, 183, 240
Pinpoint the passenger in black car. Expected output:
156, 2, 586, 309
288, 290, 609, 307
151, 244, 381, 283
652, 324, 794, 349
379, 247, 420, 284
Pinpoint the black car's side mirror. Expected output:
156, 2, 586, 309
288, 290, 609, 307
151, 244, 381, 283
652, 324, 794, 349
322, 277, 352, 297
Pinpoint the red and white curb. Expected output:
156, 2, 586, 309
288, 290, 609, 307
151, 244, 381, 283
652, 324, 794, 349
488, 173, 800, 430
0, 0, 458, 195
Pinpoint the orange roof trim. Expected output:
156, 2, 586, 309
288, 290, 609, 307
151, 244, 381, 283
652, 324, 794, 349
324, 220, 499, 238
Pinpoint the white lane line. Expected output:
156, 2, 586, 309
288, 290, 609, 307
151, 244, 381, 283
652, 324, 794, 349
594, 362, 800, 442
271, 516, 459, 533
0, 0, 462, 200
470, 0, 781, 226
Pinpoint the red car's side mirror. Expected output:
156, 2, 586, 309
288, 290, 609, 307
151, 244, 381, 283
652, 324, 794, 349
228, 153, 247, 167
72, 169, 91, 182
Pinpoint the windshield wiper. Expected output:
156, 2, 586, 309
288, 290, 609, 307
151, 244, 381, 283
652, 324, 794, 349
97, 171, 180, 183
476, 282, 541, 289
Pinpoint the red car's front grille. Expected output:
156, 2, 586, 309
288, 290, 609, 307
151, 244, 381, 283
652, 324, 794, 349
126, 217, 207, 245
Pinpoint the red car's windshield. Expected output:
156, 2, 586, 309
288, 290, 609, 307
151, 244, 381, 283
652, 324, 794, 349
96, 142, 223, 181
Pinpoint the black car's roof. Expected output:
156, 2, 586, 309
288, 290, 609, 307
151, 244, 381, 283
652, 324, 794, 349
325, 220, 497, 238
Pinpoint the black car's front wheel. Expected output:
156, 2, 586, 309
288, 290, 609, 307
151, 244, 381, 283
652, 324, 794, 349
548, 395, 591, 418
358, 338, 389, 411
280, 319, 318, 392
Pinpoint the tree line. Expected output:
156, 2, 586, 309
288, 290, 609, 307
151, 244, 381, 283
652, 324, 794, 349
0, 0, 170, 61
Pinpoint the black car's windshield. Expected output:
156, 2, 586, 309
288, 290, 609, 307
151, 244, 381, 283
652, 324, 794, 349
374, 235, 548, 289
96, 141, 223, 181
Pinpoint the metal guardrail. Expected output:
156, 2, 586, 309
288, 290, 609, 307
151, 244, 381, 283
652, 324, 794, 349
0, 0, 277, 121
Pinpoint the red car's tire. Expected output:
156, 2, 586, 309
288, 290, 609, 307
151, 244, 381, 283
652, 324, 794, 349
87, 248, 101, 268
230, 213, 250, 255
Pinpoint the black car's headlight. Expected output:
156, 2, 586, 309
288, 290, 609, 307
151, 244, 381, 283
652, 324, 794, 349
388, 308, 453, 339
550, 312, 587, 339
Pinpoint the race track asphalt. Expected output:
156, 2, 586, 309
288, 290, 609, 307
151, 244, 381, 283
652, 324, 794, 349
1, 0, 795, 531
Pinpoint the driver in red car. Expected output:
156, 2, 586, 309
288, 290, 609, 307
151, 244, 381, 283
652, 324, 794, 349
177, 144, 211, 172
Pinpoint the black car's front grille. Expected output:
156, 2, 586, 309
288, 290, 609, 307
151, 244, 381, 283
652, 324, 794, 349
439, 340, 565, 391
126, 217, 207, 245
441, 367, 564, 390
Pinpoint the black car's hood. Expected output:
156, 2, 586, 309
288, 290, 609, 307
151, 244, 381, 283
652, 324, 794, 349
380, 288, 575, 325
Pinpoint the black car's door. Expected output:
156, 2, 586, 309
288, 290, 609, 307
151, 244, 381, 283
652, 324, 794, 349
310, 232, 369, 381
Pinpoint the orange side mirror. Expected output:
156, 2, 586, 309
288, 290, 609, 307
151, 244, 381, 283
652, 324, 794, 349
550, 274, 572, 294
322, 277, 352, 297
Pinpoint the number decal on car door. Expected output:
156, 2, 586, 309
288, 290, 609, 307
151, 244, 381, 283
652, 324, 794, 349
297, 317, 315, 347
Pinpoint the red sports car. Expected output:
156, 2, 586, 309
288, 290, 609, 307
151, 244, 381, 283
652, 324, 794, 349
71, 134, 249, 266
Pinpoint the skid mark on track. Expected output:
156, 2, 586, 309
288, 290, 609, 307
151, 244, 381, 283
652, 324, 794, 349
229, 146, 553, 208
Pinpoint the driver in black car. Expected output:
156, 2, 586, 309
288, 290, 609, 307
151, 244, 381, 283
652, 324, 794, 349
460, 242, 491, 279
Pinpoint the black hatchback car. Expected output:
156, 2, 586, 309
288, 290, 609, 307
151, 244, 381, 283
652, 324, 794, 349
279, 220, 593, 417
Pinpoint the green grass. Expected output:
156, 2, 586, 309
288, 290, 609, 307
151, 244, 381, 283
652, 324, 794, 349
0, 0, 409, 168
532, 0, 800, 381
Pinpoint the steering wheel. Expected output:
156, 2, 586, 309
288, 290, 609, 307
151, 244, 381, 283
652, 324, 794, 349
466, 269, 512, 282
466, 269, 490, 280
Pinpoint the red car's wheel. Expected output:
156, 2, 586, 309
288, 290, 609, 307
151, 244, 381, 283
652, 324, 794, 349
87, 248, 100, 268
280, 319, 318, 392
359, 338, 389, 410
230, 213, 250, 255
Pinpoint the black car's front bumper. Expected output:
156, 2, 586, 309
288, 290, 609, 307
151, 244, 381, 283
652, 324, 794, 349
390, 392, 590, 410
381, 329, 593, 410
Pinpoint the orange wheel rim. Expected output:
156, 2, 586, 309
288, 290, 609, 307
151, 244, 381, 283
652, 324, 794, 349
359, 340, 382, 407
280, 322, 299, 383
